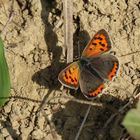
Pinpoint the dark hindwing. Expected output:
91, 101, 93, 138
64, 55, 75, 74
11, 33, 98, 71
89, 54, 119, 81
79, 65, 104, 98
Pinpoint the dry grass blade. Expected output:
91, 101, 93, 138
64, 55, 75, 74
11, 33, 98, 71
63, 1, 89, 139
63, 0, 73, 63
64, 1, 88, 138
75, 105, 92, 140
103, 86, 140, 129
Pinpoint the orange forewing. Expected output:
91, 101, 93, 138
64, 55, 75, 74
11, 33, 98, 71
58, 62, 80, 89
82, 29, 111, 58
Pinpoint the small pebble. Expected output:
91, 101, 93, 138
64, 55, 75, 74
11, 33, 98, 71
131, 75, 137, 80
37, 116, 45, 130
123, 65, 129, 75
31, 129, 45, 139
129, 69, 135, 77
5, 135, 13, 140
1, 128, 9, 137
132, 79, 140, 85
3, 102, 12, 113
124, 75, 132, 83
20, 125, 33, 140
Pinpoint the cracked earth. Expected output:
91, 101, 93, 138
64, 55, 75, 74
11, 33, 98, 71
0, 0, 140, 139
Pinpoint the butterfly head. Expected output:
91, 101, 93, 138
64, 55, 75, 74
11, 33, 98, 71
79, 57, 90, 68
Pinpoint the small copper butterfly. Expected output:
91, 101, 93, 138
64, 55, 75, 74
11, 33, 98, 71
58, 29, 119, 98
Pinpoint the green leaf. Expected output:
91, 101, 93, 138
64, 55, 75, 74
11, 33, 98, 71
123, 101, 140, 140
0, 36, 10, 106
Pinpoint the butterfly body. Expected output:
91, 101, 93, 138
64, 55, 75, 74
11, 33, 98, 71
79, 57, 103, 82
58, 29, 119, 99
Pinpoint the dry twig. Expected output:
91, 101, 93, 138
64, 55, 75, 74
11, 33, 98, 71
63, 0, 73, 63
74, 105, 92, 140
103, 86, 140, 129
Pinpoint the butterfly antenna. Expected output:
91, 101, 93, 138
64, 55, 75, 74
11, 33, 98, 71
72, 40, 81, 61
77, 37, 81, 57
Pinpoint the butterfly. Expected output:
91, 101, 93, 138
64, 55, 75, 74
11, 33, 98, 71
58, 29, 119, 99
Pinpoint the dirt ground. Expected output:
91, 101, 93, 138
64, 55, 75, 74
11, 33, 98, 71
0, 0, 140, 140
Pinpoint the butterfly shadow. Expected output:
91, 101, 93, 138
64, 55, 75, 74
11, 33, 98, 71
32, 0, 91, 112
51, 87, 139, 140
0, 119, 22, 140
